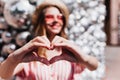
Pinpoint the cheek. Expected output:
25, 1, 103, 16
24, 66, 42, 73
58, 19, 63, 23
45, 19, 63, 24
45, 19, 53, 24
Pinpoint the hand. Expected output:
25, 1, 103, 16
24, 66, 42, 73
10, 36, 82, 65
10, 36, 51, 65
49, 36, 80, 64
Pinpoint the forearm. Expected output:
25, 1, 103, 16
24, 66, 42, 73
67, 43, 98, 71
0, 54, 19, 79
81, 54, 98, 71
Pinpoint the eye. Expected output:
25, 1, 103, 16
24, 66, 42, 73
45, 14, 63, 21
57, 15, 63, 20
45, 15, 54, 19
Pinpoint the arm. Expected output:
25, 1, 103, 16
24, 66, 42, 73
52, 36, 98, 71
67, 43, 98, 71
0, 36, 50, 79
0, 54, 20, 79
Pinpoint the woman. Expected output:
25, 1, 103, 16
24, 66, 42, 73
0, 0, 98, 80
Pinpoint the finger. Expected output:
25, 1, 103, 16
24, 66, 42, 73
31, 42, 50, 49
42, 36, 50, 44
52, 38, 67, 47
32, 36, 49, 44
52, 36, 61, 43
23, 42, 50, 53
53, 39, 71, 50
53, 42, 66, 47
52, 36, 68, 44
31, 37, 50, 48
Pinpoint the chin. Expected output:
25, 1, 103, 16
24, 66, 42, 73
53, 31, 61, 34
50, 30, 61, 34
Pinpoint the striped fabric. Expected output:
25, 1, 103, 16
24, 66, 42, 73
16, 60, 84, 80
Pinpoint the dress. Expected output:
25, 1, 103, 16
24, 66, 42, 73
15, 60, 85, 80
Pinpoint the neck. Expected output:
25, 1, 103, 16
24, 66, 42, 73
47, 34, 56, 42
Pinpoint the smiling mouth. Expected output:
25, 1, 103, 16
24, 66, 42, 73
47, 22, 62, 28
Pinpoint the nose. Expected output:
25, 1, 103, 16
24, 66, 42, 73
54, 16, 59, 22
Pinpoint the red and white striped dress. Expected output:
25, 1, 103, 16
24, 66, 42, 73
15, 60, 84, 80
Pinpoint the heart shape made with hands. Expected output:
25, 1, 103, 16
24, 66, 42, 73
24, 36, 78, 66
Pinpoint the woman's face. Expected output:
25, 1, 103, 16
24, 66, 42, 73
44, 7, 63, 36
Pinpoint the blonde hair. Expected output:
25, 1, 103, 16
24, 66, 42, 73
32, 0, 69, 56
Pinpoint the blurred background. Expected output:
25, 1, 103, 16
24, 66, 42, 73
0, 0, 119, 80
